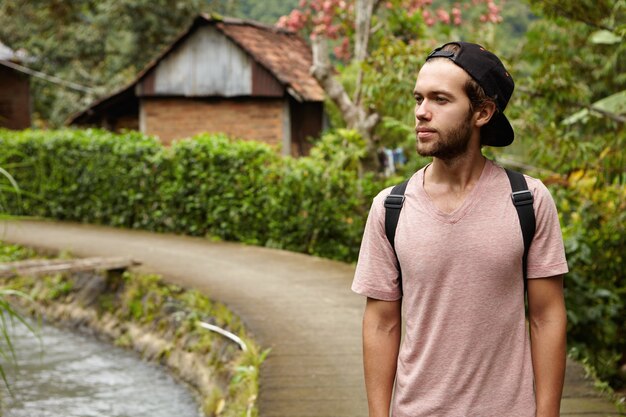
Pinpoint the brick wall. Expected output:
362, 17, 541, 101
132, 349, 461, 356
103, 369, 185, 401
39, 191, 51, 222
142, 97, 285, 147
0, 65, 30, 130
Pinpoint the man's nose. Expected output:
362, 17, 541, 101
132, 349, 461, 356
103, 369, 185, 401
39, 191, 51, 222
415, 101, 431, 120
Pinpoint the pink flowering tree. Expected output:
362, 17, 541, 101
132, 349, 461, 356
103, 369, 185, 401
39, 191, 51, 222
278, 0, 503, 166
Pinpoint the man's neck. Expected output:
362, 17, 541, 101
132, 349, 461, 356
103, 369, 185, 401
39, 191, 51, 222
425, 148, 487, 192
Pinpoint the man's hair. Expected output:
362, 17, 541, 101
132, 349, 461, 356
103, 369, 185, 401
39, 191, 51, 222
438, 43, 496, 114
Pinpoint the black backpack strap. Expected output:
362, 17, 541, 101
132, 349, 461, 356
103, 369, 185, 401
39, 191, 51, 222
504, 169, 536, 285
384, 179, 409, 293
384, 180, 409, 250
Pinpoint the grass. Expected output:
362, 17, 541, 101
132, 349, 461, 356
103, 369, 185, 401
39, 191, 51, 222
0, 242, 42, 399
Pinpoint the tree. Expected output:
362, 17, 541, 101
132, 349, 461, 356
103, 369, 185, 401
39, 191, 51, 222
509, 0, 625, 184
239, 0, 300, 23
277, 0, 505, 167
0, 0, 217, 126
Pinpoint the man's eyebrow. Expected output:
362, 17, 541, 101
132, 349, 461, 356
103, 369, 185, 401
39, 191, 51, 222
413, 89, 454, 97
430, 89, 454, 97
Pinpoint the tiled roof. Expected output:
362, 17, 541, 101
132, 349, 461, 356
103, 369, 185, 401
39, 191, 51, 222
213, 16, 325, 102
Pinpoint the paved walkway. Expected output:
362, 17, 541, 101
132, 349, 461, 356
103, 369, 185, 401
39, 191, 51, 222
2, 220, 623, 417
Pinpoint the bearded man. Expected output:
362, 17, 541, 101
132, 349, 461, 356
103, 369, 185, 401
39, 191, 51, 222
352, 42, 568, 417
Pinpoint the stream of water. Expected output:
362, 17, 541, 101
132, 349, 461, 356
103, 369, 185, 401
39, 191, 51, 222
0, 318, 202, 417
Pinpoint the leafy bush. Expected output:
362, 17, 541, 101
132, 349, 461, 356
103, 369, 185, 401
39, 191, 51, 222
0, 129, 166, 226
0, 128, 373, 262
0, 242, 37, 262
551, 171, 626, 389
165, 134, 279, 242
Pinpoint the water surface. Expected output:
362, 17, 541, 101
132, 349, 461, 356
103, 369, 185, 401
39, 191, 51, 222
1, 318, 201, 417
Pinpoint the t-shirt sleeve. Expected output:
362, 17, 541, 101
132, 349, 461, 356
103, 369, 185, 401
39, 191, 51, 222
351, 189, 403, 300
525, 177, 569, 279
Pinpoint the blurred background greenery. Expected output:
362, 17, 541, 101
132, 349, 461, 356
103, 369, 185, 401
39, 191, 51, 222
0, 0, 623, 400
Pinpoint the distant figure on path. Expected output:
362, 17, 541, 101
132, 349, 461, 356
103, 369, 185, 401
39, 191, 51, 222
352, 42, 568, 417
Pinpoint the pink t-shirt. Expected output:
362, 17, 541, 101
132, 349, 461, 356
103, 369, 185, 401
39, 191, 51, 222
352, 160, 568, 417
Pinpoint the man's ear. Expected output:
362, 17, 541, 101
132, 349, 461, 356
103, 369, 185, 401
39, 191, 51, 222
475, 101, 497, 127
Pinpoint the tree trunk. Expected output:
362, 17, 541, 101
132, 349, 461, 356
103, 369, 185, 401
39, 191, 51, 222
309, 0, 384, 170
353, 0, 378, 107
354, 0, 377, 63
310, 35, 380, 169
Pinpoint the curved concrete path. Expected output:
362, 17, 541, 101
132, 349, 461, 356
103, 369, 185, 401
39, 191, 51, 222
2, 220, 623, 417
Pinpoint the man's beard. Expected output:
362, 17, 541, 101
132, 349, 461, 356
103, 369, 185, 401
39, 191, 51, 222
417, 111, 474, 160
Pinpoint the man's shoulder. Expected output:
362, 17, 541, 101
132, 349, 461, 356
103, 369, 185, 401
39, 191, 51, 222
489, 160, 549, 190
488, 161, 557, 210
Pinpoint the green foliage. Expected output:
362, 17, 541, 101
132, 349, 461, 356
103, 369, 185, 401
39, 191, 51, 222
0, 180, 40, 396
550, 171, 626, 389
166, 134, 279, 243
0, 242, 37, 262
363, 38, 428, 148
308, 128, 368, 171
0, 0, 211, 126
510, 1, 625, 184
504, 4, 625, 389
525, 0, 619, 31
0, 128, 374, 262
0, 129, 167, 226
227, 345, 270, 417
121, 274, 166, 323
46, 275, 75, 300
202, 0, 299, 24
0, 167, 21, 215
238, 0, 299, 24
0, 288, 39, 393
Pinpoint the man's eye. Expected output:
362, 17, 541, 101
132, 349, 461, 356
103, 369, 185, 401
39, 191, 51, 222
435, 96, 448, 103
415, 96, 423, 104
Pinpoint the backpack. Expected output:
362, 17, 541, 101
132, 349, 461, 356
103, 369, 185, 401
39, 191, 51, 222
383, 168, 535, 293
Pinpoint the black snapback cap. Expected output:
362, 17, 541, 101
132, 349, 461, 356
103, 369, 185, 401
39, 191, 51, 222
426, 41, 515, 147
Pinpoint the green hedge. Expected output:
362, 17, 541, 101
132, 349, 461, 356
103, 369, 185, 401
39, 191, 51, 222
0, 129, 166, 226
0, 128, 372, 262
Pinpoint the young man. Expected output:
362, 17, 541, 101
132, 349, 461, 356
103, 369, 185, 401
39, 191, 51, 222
352, 42, 568, 417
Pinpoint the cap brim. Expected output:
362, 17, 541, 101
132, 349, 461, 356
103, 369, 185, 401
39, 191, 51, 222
481, 112, 514, 147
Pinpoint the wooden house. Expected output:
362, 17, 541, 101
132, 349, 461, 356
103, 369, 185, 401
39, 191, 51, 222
68, 15, 326, 156
0, 41, 31, 130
